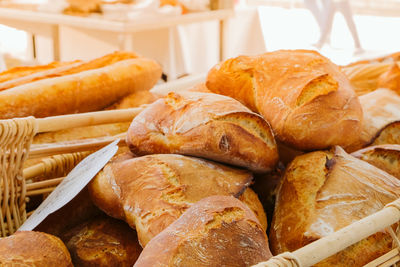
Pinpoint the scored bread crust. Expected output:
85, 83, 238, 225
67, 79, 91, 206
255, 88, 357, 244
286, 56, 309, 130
352, 144, 400, 179
134, 196, 272, 267
88, 153, 266, 246
0, 57, 162, 119
206, 49, 363, 151
0, 231, 73, 266
270, 146, 400, 266
126, 91, 278, 173
348, 88, 400, 151
0, 51, 139, 91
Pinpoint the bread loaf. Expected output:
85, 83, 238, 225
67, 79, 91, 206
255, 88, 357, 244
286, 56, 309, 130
61, 216, 142, 267
352, 144, 400, 179
88, 153, 267, 246
206, 49, 363, 150
0, 52, 139, 91
377, 62, 400, 94
0, 61, 77, 83
134, 196, 272, 267
126, 91, 278, 172
0, 231, 73, 266
0, 56, 162, 119
270, 146, 400, 266
349, 88, 400, 151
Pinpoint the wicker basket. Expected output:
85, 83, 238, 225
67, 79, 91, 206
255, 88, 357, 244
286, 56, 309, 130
0, 74, 205, 236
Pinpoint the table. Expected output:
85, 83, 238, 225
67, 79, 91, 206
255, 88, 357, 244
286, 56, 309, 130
0, 7, 233, 79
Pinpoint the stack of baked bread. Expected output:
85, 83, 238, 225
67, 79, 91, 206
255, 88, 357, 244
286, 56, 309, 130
3, 49, 400, 267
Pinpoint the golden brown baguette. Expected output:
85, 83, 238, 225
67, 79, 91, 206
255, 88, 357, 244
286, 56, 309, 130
0, 61, 76, 83
134, 195, 272, 267
352, 144, 400, 179
206, 49, 363, 151
126, 91, 278, 173
0, 51, 138, 91
61, 215, 142, 267
88, 153, 267, 246
0, 231, 73, 266
377, 62, 400, 94
0, 57, 162, 119
348, 88, 400, 151
270, 146, 400, 266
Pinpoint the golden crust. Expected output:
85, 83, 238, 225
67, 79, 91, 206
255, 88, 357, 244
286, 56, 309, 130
348, 88, 400, 151
377, 62, 400, 94
126, 92, 278, 173
206, 49, 363, 151
88, 153, 263, 246
134, 196, 272, 267
62, 216, 142, 267
270, 146, 400, 266
352, 144, 400, 179
0, 231, 73, 266
0, 61, 75, 84
0, 56, 161, 119
0, 52, 139, 91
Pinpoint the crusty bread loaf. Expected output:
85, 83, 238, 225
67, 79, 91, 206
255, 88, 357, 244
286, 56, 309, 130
0, 52, 138, 91
270, 146, 400, 266
61, 215, 142, 267
206, 49, 363, 151
377, 62, 400, 94
126, 92, 278, 173
348, 88, 400, 151
0, 61, 77, 84
88, 153, 267, 246
134, 196, 272, 267
0, 231, 73, 266
352, 144, 400, 179
0, 56, 162, 119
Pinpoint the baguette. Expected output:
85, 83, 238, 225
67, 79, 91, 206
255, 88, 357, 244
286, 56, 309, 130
61, 215, 142, 267
0, 61, 76, 83
134, 196, 272, 267
0, 57, 162, 119
270, 146, 400, 266
377, 62, 400, 94
0, 51, 139, 91
126, 92, 278, 173
352, 144, 400, 179
0, 231, 73, 266
206, 49, 363, 150
88, 153, 267, 246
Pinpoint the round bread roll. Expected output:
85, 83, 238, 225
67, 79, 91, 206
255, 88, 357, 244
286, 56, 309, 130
0, 231, 73, 266
62, 216, 142, 267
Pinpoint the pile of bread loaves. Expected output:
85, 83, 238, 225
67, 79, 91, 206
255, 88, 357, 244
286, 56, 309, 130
1, 49, 400, 266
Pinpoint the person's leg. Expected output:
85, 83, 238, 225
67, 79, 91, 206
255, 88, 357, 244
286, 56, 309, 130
337, 0, 362, 49
304, 0, 323, 27
316, 0, 335, 48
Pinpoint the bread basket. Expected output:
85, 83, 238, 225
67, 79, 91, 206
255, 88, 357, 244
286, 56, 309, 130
1, 73, 400, 266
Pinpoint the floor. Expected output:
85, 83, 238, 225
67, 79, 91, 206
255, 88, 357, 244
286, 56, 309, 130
1, 5, 400, 68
